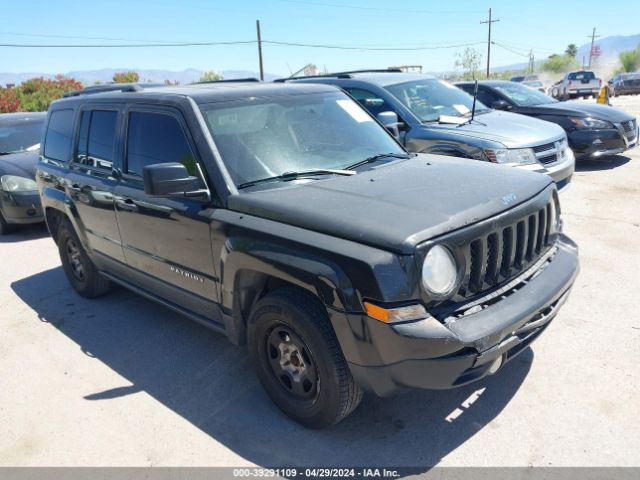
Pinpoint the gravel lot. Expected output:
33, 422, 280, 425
1, 96, 639, 471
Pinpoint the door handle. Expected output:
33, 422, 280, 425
115, 198, 138, 212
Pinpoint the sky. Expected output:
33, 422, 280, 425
1, 0, 638, 76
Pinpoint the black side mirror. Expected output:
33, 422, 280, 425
143, 163, 202, 197
491, 100, 511, 111
376, 111, 401, 138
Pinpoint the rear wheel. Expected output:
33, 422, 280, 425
248, 288, 363, 429
58, 220, 111, 298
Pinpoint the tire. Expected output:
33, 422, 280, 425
247, 287, 363, 429
57, 220, 111, 298
0, 210, 16, 235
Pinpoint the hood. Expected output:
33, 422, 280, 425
0, 150, 39, 178
520, 101, 635, 122
228, 155, 552, 254
425, 110, 566, 148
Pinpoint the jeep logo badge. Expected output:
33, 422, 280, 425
501, 192, 517, 206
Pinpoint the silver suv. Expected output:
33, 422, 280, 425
284, 71, 575, 190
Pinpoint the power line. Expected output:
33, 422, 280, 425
0, 40, 257, 48
263, 40, 486, 51
0, 39, 486, 51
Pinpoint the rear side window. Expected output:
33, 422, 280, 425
476, 88, 501, 106
126, 111, 197, 176
44, 109, 75, 162
76, 110, 118, 170
568, 71, 595, 81
346, 88, 390, 117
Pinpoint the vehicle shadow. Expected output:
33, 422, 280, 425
575, 154, 630, 171
11, 267, 533, 473
0, 223, 49, 243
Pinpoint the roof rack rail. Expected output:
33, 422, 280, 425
193, 77, 260, 84
274, 68, 403, 82
63, 82, 164, 98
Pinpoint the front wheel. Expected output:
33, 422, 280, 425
58, 220, 111, 298
248, 288, 363, 428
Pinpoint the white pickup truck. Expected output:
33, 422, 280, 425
551, 70, 602, 100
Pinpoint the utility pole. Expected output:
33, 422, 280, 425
256, 20, 264, 81
528, 49, 535, 73
587, 27, 600, 69
480, 8, 500, 78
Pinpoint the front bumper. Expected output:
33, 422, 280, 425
570, 125, 638, 160
332, 235, 579, 397
0, 190, 44, 224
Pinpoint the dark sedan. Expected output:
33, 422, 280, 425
456, 80, 638, 161
0, 112, 46, 234
609, 72, 640, 97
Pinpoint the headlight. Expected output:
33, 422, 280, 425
569, 117, 614, 129
485, 148, 538, 165
421, 245, 458, 296
0, 175, 37, 192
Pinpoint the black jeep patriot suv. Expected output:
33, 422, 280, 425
37, 81, 579, 428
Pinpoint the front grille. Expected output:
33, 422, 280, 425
538, 154, 557, 164
621, 120, 637, 142
532, 139, 567, 165
457, 200, 554, 299
532, 142, 555, 154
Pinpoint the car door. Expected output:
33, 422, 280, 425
113, 106, 219, 321
66, 105, 125, 263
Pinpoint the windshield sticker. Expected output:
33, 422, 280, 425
453, 104, 471, 114
336, 99, 373, 123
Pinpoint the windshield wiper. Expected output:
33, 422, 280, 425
345, 152, 413, 171
237, 169, 355, 189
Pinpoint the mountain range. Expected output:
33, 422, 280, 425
1, 33, 639, 86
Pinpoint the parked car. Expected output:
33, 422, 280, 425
285, 71, 574, 190
456, 80, 638, 160
608, 72, 640, 97
37, 81, 579, 428
511, 75, 538, 83
551, 70, 601, 100
0, 112, 46, 234
522, 80, 546, 93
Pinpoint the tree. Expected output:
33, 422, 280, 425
0, 88, 21, 113
618, 45, 640, 73
454, 47, 483, 80
112, 71, 140, 83
198, 70, 224, 82
541, 54, 579, 74
565, 44, 578, 57
4, 76, 83, 113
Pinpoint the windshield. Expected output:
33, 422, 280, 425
493, 82, 557, 106
200, 92, 405, 187
385, 79, 488, 122
0, 119, 44, 154
524, 81, 543, 87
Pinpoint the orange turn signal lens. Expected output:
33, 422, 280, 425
363, 302, 428, 324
